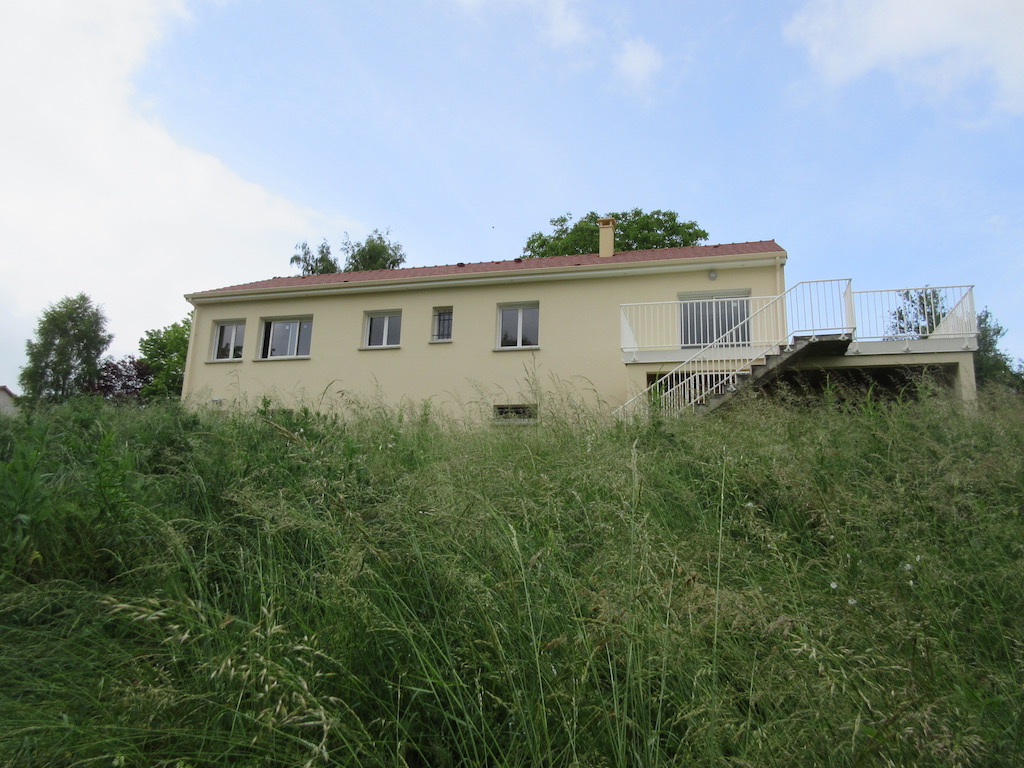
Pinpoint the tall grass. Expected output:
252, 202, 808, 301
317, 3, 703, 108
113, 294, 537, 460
1, 389, 1021, 766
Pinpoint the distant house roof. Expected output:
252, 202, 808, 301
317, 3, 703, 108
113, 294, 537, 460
188, 240, 785, 301
0, 385, 17, 415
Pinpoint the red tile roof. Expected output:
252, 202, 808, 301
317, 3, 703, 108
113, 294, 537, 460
192, 240, 784, 297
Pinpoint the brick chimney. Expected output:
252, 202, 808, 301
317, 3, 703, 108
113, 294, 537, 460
598, 217, 615, 258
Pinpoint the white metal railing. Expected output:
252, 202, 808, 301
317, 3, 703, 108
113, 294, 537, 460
851, 286, 976, 341
616, 280, 853, 416
621, 296, 781, 354
786, 279, 855, 338
616, 281, 976, 417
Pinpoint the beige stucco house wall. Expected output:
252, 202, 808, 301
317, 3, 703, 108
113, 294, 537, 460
184, 226, 979, 417
182, 240, 787, 416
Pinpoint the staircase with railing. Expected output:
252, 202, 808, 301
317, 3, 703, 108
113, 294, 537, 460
615, 281, 976, 417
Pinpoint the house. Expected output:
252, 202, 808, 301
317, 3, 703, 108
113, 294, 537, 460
0, 385, 17, 416
182, 220, 978, 418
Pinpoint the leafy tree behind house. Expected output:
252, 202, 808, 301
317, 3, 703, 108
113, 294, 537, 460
341, 228, 406, 272
291, 240, 340, 276
974, 308, 1024, 389
19, 293, 113, 402
886, 288, 948, 339
522, 209, 709, 259
90, 356, 153, 400
139, 315, 192, 399
290, 230, 407, 275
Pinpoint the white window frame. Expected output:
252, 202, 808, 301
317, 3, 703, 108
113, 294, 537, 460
364, 310, 402, 349
431, 306, 453, 343
213, 320, 246, 361
260, 317, 313, 359
496, 302, 539, 349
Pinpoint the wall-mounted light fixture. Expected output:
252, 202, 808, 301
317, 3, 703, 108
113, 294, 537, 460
708, 270, 718, 281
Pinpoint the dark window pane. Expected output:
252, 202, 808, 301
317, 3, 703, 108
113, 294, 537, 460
216, 325, 231, 359
715, 302, 730, 341
682, 302, 718, 346
680, 304, 696, 345
232, 324, 245, 357
297, 321, 312, 356
368, 316, 385, 346
521, 307, 539, 346
681, 299, 749, 347
386, 315, 401, 345
435, 309, 452, 340
269, 321, 294, 356
500, 308, 519, 347
720, 300, 749, 345
707, 302, 722, 342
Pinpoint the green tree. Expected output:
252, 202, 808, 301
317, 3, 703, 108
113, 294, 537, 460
522, 208, 709, 259
138, 315, 192, 399
19, 294, 113, 402
887, 288, 947, 338
91, 356, 153, 400
290, 239, 340, 276
974, 309, 1024, 389
341, 228, 406, 272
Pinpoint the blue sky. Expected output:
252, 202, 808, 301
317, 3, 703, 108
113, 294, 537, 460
2, 0, 1022, 393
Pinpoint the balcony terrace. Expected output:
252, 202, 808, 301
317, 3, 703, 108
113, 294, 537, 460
618, 281, 977, 414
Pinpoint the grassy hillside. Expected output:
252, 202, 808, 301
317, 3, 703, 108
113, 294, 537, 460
1, 390, 1022, 767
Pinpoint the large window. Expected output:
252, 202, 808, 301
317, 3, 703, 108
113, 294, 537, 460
214, 321, 245, 360
679, 292, 750, 347
432, 307, 453, 342
261, 318, 312, 358
498, 303, 539, 348
365, 311, 402, 348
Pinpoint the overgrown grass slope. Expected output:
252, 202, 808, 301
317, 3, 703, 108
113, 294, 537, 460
1, 391, 1021, 766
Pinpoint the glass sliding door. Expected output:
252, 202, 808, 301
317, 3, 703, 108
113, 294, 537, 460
679, 292, 750, 347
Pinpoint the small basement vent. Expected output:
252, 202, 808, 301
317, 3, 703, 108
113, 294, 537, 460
493, 404, 538, 422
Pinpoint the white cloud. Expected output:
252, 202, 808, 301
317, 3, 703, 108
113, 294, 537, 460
450, 0, 668, 89
0, 0, 342, 390
614, 37, 664, 91
452, 0, 589, 48
786, 0, 1024, 113
535, 0, 588, 49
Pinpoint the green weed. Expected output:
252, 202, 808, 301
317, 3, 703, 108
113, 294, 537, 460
0, 390, 1021, 766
